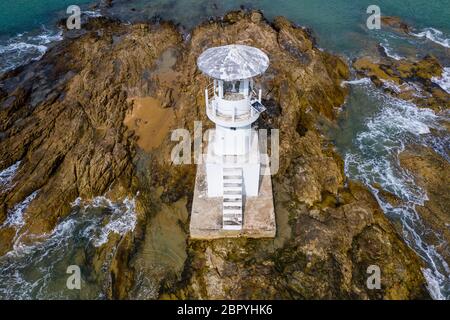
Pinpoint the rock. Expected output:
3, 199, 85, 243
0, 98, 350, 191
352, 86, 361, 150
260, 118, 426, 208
353, 55, 449, 112
400, 145, 450, 265
381, 16, 412, 34
372, 183, 404, 207
0, 18, 182, 252
0, 11, 429, 299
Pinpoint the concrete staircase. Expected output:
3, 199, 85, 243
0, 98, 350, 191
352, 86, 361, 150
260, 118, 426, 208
222, 167, 243, 230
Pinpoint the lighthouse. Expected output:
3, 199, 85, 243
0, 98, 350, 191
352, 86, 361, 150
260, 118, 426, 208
190, 44, 275, 238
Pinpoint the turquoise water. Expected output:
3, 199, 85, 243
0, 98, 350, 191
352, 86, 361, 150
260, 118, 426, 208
106, 0, 450, 57
1, 0, 449, 70
0, 0, 449, 299
1, 0, 449, 72
0, 0, 93, 36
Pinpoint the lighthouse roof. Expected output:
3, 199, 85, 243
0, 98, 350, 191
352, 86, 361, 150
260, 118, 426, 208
197, 44, 269, 81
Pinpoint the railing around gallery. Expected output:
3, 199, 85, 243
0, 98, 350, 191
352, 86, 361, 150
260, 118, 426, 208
204, 84, 262, 123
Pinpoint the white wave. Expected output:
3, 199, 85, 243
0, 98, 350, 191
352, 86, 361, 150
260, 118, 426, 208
2, 191, 38, 230
0, 28, 63, 74
0, 42, 47, 55
381, 79, 403, 94
412, 27, 450, 48
0, 213, 78, 299
0, 161, 20, 186
341, 77, 371, 86
380, 79, 427, 98
28, 30, 63, 44
423, 268, 447, 300
344, 88, 449, 299
432, 67, 450, 94
73, 196, 137, 247
0, 194, 138, 299
83, 10, 102, 18
380, 42, 404, 60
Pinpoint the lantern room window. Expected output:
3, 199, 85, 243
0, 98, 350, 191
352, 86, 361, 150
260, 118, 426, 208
223, 80, 245, 101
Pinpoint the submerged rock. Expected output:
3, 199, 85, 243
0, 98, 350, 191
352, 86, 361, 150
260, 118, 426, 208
381, 16, 412, 34
0, 11, 429, 299
353, 55, 449, 112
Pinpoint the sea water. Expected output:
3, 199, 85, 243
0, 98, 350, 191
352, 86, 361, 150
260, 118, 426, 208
0, 0, 449, 299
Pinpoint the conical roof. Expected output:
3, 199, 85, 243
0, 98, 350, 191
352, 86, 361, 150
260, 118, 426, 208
197, 44, 269, 81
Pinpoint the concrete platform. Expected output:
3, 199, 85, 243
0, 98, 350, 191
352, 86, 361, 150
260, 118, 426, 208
189, 158, 275, 239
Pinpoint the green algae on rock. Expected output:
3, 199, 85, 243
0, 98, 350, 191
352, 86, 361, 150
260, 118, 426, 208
0, 11, 430, 299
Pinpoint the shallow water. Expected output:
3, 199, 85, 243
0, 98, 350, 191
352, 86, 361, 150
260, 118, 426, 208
0, 0, 449, 299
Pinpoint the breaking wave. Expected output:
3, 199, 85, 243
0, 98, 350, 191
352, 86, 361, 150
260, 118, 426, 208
341, 77, 372, 86
343, 86, 450, 299
432, 67, 450, 94
0, 28, 63, 74
0, 195, 137, 299
412, 27, 450, 48
0, 161, 20, 187
2, 191, 38, 234
83, 10, 102, 18
73, 196, 137, 247
380, 41, 404, 60
0, 9, 104, 74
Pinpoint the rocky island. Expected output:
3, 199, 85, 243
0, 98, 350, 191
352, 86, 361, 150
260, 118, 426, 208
0, 10, 441, 299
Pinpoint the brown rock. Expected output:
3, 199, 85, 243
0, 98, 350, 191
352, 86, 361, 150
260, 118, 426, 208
353, 55, 449, 112
381, 16, 412, 34
400, 145, 450, 265
0, 11, 429, 299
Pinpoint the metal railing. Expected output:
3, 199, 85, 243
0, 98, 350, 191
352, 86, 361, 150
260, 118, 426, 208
204, 83, 262, 123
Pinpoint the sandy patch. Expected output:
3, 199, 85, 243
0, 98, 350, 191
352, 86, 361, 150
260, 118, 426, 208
124, 97, 174, 151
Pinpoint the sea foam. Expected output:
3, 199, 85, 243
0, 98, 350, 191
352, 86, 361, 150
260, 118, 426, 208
0, 29, 63, 73
341, 78, 371, 86
0, 161, 21, 187
380, 41, 404, 60
412, 27, 450, 48
432, 67, 450, 94
343, 87, 449, 299
72, 195, 137, 247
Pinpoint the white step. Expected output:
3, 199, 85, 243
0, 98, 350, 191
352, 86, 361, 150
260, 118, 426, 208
223, 215, 242, 222
222, 167, 243, 230
223, 208, 242, 214
223, 194, 242, 199
223, 186, 242, 192
223, 168, 242, 175
223, 200, 242, 206
223, 213, 242, 218
223, 225, 242, 230
223, 178, 242, 184
223, 220, 242, 226
223, 205, 242, 210
224, 217, 242, 221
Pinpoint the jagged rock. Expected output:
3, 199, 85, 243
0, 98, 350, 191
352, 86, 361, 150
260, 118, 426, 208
0, 18, 182, 250
400, 145, 450, 266
0, 11, 429, 299
381, 16, 412, 34
353, 55, 449, 112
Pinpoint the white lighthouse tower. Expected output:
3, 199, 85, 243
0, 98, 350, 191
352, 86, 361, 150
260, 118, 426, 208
190, 44, 275, 238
